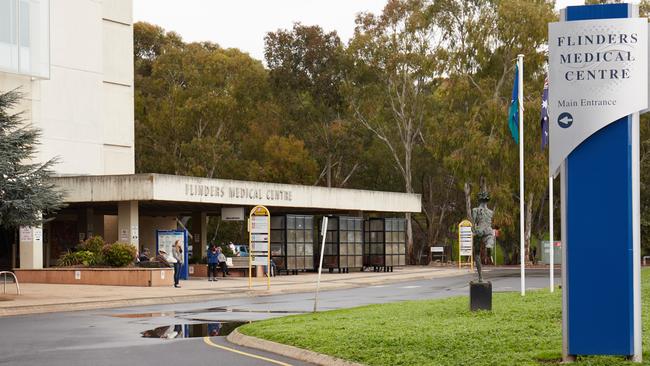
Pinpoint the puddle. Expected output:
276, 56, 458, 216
109, 312, 175, 318
188, 307, 308, 314
141, 321, 248, 339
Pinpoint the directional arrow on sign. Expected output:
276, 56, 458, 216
558, 112, 574, 129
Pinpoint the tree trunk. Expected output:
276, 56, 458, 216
464, 182, 472, 222
326, 154, 332, 188
525, 192, 534, 265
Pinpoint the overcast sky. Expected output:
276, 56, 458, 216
132, 0, 631, 62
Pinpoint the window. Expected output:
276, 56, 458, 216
0, 0, 49, 78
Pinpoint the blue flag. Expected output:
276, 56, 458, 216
508, 65, 519, 144
540, 77, 549, 150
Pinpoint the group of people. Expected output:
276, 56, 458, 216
149, 241, 184, 288
137, 241, 238, 287
207, 245, 229, 280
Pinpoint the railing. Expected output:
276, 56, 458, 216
0, 271, 20, 295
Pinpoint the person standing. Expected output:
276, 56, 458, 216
172, 240, 184, 288
217, 247, 229, 277
207, 245, 219, 281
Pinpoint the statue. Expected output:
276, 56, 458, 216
471, 189, 494, 282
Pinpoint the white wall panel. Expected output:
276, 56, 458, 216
102, 0, 132, 25
102, 20, 132, 86
38, 65, 103, 143
102, 81, 133, 146
103, 144, 134, 175
50, 0, 102, 73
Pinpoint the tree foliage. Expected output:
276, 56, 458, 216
0, 90, 64, 229
135, 0, 650, 263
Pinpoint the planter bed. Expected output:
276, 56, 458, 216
14, 267, 174, 287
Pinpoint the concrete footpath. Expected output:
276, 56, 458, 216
0, 266, 466, 317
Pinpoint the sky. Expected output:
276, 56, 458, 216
133, 0, 630, 62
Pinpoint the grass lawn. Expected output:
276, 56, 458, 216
239, 269, 650, 366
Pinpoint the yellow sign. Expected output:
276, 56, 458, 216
248, 205, 271, 290
458, 220, 473, 270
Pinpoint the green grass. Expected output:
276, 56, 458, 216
239, 269, 650, 366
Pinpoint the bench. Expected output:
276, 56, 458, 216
226, 257, 263, 277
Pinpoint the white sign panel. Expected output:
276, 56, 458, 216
251, 256, 268, 266
459, 226, 473, 256
548, 18, 648, 173
250, 216, 269, 234
222, 207, 245, 221
251, 234, 268, 242
251, 242, 269, 252
19, 227, 32, 242
431, 246, 444, 253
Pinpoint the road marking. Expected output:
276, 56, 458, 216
401, 285, 421, 289
203, 336, 292, 366
370, 285, 386, 288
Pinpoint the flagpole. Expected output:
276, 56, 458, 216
549, 175, 554, 292
518, 54, 526, 296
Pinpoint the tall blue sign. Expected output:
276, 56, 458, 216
549, 3, 646, 361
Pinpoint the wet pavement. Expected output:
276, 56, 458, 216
0, 269, 560, 366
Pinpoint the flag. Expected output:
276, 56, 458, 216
540, 77, 549, 149
508, 65, 520, 144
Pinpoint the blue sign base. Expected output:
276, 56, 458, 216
563, 3, 639, 358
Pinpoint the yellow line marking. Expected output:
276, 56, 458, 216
203, 336, 293, 366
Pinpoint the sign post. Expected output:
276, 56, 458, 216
248, 205, 271, 290
458, 220, 473, 270
549, 4, 647, 361
313, 216, 328, 313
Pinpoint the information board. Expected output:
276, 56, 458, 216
248, 205, 271, 289
458, 220, 473, 269
156, 230, 189, 280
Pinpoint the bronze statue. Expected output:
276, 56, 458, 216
471, 190, 494, 282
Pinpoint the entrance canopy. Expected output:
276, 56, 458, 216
51, 173, 421, 213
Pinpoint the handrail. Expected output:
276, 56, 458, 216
0, 271, 20, 295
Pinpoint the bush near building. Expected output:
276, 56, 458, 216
56, 236, 137, 268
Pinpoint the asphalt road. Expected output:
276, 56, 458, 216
0, 269, 560, 366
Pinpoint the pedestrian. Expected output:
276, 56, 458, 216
207, 245, 219, 281
217, 247, 229, 277
229, 241, 237, 256
156, 249, 172, 267
139, 248, 151, 262
172, 240, 184, 288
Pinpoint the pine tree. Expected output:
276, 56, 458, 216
0, 89, 64, 229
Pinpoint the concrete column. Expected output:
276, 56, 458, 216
19, 221, 43, 269
78, 208, 96, 241
118, 201, 139, 248
191, 212, 207, 259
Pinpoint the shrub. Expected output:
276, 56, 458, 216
102, 242, 136, 267
57, 250, 99, 267
77, 236, 105, 254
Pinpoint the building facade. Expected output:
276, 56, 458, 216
1, 0, 134, 176
1, 1, 422, 272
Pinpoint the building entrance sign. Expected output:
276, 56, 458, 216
248, 205, 271, 290
550, 3, 645, 361
549, 17, 648, 173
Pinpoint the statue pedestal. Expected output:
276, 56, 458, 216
470, 281, 492, 311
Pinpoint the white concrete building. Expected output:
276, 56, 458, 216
1, 0, 134, 176
0, 1, 422, 272
1, 0, 134, 270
